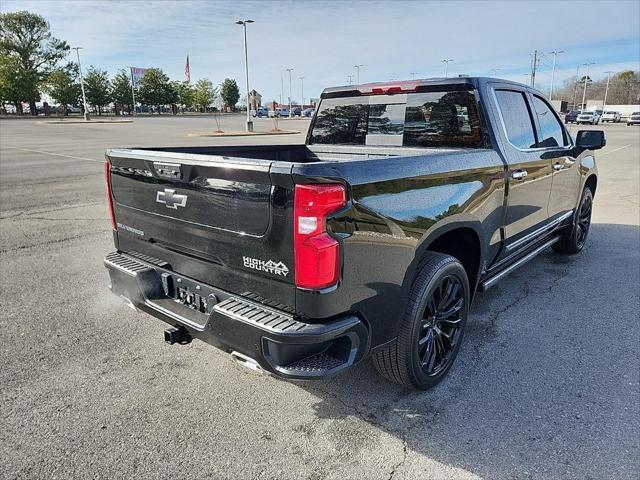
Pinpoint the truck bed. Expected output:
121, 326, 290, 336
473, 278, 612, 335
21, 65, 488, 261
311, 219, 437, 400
122, 143, 454, 164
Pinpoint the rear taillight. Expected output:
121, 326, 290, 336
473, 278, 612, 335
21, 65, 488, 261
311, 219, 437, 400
294, 184, 346, 290
104, 160, 116, 230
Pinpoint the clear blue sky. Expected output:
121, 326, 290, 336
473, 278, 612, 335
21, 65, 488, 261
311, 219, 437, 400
3, 0, 639, 104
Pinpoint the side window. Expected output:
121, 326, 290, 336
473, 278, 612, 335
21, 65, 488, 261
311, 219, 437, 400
531, 95, 567, 148
494, 90, 536, 149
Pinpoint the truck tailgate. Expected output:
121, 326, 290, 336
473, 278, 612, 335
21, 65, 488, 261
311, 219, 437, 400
106, 148, 296, 307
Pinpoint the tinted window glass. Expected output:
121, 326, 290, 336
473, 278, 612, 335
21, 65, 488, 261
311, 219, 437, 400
531, 95, 566, 147
308, 97, 368, 145
494, 90, 536, 149
403, 91, 482, 148
309, 90, 483, 148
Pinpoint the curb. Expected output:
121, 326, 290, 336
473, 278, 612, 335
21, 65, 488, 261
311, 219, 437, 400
188, 130, 300, 137
40, 120, 134, 125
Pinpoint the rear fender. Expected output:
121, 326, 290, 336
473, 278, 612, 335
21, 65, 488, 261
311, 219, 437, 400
403, 216, 486, 299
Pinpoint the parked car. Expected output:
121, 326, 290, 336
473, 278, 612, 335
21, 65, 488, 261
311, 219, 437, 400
564, 110, 580, 124
273, 107, 290, 117
291, 107, 302, 116
301, 108, 316, 117
104, 77, 603, 390
601, 111, 621, 123
2, 104, 17, 114
627, 112, 640, 125
576, 111, 600, 125
252, 107, 269, 118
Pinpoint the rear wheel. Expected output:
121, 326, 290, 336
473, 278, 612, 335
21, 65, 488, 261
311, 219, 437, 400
373, 253, 469, 390
553, 187, 593, 254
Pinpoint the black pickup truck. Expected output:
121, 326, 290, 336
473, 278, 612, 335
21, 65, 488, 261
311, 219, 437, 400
104, 77, 604, 390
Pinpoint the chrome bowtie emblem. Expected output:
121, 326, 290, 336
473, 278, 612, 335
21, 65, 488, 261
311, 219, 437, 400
156, 189, 187, 209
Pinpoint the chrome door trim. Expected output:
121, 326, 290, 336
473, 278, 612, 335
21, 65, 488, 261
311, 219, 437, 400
506, 210, 573, 252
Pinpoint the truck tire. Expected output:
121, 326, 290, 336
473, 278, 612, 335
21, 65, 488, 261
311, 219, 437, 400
553, 187, 593, 254
373, 252, 469, 390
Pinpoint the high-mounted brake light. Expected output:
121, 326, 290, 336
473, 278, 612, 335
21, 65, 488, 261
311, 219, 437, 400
358, 81, 420, 95
294, 184, 346, 290
104, 160, 116, 230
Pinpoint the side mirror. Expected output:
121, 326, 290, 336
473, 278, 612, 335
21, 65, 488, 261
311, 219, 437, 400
576, 130, 606, 150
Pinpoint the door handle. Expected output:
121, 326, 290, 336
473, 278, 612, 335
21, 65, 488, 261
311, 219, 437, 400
512, 169, 528, 180
553, 162, 563, 171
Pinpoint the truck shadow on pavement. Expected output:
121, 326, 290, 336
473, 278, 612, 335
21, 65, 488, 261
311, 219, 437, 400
295, 223, 639, 479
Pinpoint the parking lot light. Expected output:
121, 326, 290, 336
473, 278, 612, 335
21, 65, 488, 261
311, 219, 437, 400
72, 47, 90, 121
548, 50, 564, 100
603, 71, 613, 112
235, 19, 254, 132
442, 59, 453, 78
286, 68, 293, 118
354, 64, 363, 85
581, 62, 595, 110
572, 65, 580, 110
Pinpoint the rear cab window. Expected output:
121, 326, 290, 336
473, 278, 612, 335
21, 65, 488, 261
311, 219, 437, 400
309, 88, 484, 148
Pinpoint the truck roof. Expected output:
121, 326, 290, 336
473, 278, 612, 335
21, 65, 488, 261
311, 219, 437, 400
321, 76, 535, 98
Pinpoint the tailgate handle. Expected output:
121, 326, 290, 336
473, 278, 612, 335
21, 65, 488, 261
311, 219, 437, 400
154, 162, 182, 179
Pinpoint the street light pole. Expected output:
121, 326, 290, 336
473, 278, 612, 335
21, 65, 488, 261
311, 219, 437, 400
602, 70, 613, 112
354, 64, 363, 85
548, 50, 564, 100
235, 19, 254, 132
490, 68, 500, 78
410, 72, 417, 79
299, 76, 305, 108
581, 62, 595, 111
442, 59, 453, 78
128, 67, 137, 116
347, 74, 353, 85
286, 68, 293, 118
72, 47, 89, 121
572, 65, 580, 110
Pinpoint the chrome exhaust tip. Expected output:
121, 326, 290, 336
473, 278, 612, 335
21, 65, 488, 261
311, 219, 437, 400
230, 351, 264, 374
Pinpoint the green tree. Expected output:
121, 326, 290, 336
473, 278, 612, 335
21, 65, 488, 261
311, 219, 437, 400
45, 67, 80, 115
0, 11, 70, 115
111, 69, 132, 115
617, 70, 639, 104
171, 80, 194, 111
138, 68, 174, 114
0, 54, 33, 113
220, 78, 239, 110
84, 66, 110, 115
192, 78, 217, 112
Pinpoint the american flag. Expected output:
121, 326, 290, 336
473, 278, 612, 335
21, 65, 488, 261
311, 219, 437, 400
185, 54, 190, 83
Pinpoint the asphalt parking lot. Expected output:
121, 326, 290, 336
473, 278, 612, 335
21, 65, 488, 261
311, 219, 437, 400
1, 114, 638, 479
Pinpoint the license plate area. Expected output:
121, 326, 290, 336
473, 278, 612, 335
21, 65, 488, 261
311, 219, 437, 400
160, 272, 219, 314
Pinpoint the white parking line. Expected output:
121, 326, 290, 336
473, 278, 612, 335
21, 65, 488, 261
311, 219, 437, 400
4, 146, 103, 163
599, 144, 631, 156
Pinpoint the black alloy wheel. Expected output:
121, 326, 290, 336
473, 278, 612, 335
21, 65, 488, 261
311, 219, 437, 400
575, 190, 593, 250
373, 252, 469, 390
417, 275, 465, 376
554, 187, 594, 254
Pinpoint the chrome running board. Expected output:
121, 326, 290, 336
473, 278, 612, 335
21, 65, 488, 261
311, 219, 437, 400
481, 236, 560, 291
